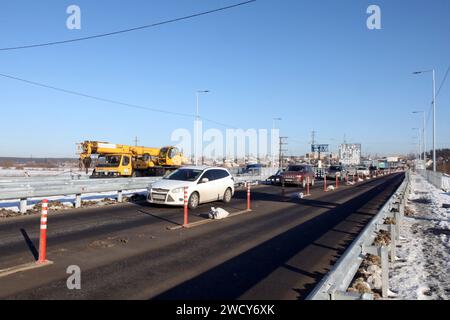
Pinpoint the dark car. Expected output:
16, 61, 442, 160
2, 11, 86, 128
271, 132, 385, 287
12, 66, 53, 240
327, 165, 346, 180
241, 163, 262, 175
281, 164, 315, 187
369, 165, 377, 175
266, 169, 284, 185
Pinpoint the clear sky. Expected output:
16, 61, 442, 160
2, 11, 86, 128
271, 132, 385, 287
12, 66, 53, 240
0, 0, 449, 158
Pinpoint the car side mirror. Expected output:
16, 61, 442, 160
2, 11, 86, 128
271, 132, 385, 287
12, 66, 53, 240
201, 178, 209, 183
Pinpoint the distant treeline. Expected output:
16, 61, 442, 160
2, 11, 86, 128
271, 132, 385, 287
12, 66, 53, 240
0, 157, 77, 163
0, 157, 78, 169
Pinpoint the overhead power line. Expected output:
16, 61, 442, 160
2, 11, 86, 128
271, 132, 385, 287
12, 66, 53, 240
0, 72, 239, 128
436, 65, 450, 98
0, 73, 193, 118
425, 65, 449, 128
0, 0, 257, 51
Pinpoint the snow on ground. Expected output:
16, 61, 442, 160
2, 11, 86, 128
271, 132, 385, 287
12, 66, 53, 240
389, 172, 450, 300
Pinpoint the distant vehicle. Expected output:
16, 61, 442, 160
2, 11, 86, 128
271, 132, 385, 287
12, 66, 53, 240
346, 166, 357, 176
147, 166, 234, 209
356, 165, 370, 177
369, 165, 377, 175
281, 164, 315, 187
266, 169, 284, 185
241, 163, 263, 175
327, 165, 346, 180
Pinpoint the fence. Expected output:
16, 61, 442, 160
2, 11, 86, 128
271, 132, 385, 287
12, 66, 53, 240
307, 171, 409, 300
416, 169, 450, 192
0, 170, 276, 213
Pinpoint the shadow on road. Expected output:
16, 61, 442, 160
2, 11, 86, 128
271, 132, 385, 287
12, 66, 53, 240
153, 174, 404, 300
20, 228, 38, 261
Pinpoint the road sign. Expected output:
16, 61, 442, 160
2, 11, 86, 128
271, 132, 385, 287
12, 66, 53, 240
311, 144, 329, 153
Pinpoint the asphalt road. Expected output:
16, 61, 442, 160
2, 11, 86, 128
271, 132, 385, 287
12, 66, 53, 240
0, 173, 404, 300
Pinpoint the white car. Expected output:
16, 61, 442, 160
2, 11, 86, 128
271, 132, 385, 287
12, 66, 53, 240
147, 166, 235, 209
356, 166, 370, 177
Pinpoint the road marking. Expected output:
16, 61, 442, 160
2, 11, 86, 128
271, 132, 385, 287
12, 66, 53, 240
0, 260, 53, 278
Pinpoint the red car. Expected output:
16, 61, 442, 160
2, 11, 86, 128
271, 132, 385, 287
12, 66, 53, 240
280, 164, 315, 187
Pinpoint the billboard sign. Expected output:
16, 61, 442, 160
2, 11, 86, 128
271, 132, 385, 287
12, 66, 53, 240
339, 143, 361, 165
311, 144, 329, 153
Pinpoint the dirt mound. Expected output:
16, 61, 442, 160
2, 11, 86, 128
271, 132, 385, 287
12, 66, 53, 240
32, 201, 67, 213
348, 254, 383, 298
384, 217, 396, 225
404, 206, 415, 217
374, 230, 391, 246
0, 209, 21, 218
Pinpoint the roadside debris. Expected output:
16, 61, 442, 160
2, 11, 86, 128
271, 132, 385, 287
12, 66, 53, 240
0, 209, 20, 218
374, 230, 391, 246
88, 236, 130, 249
404, 206, 415, 217
384, 217, 396, 225
208, 207, 230, 220
348, 254, 382, 298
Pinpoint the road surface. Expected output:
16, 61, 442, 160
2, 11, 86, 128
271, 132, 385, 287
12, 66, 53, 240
0, 173, 404, 299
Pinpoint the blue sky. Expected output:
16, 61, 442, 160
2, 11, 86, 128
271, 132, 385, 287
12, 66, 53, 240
0, 0, 449, 158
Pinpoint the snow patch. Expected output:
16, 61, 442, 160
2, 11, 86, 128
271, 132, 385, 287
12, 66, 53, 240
389, 172, 450, 300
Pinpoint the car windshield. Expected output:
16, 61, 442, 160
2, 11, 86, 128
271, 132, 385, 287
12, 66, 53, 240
329, 166, 341, 171
287, 165, 305, 172
357, 166, 367, 170
164, 168, 203, 181
97, 155, 121, 168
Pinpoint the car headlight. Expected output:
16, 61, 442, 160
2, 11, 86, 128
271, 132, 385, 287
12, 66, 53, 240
147, 185, 153, 192
172, 187, 184, 194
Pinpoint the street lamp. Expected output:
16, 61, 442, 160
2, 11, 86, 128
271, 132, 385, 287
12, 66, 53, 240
195, 90, 210, 166
272, 117, 282, 168
412, 128, 421, 160
413, 69, 436, 171
412, 110, 426, 161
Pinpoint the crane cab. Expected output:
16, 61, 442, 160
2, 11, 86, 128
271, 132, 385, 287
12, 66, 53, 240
92, 154, 133, 177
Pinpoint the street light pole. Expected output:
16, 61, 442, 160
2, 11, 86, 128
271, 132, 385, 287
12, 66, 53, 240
272, 118, 282, 168
432, 69, 436, 172
413, 69, 437, 171
412, 110, 426, 161
412, 128, 421, 160
195, 90, 210, 166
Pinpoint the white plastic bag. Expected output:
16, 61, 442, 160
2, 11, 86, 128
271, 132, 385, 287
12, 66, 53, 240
209, 207, 230, 220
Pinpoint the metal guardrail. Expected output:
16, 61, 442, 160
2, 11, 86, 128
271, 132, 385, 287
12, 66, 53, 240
416, 169, 450, 192
307, 171, 410, 300
0, 171, 275, 213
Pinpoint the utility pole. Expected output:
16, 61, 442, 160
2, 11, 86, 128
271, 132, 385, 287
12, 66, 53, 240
279, 137, 288, 169
413, 69, 437, 171
311, 130, 316, 163
134, 136, 139, 147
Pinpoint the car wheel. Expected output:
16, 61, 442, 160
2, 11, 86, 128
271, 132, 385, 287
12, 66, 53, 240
188, 192, 199, 209
223, 188, 232, 203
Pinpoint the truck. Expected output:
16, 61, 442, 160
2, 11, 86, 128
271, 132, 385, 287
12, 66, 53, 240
78, 141, 188, 177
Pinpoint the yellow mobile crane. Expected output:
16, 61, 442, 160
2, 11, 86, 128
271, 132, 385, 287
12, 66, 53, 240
78, 141, 188, 177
